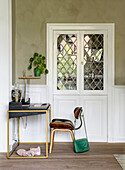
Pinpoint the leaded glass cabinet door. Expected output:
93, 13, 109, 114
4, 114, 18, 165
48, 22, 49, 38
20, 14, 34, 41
54, 31, 107, 94
82, 31, 107, 93
54, 32, 80, 93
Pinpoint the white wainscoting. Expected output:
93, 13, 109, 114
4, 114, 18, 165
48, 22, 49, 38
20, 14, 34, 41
11, 85, 125, 144
20, 85, 49, 142
11, 85, 50, 143
113, 86, 125, 142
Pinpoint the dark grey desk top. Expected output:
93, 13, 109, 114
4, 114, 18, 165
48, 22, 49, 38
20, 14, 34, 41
8, 103, 50, 119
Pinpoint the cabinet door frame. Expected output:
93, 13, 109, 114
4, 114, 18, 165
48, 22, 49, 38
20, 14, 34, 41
47, 23, 114, 142
53, 31, 80, 94
49, 28, 109, 95
80, 30, 108, 95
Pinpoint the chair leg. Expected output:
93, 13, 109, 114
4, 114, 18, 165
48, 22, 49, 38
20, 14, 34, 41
49, 129, 55, 154
49, 129, 74, 153
70, 130, 74, 141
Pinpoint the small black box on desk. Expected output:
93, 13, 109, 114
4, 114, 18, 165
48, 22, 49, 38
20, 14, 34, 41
9, 101, 22, 110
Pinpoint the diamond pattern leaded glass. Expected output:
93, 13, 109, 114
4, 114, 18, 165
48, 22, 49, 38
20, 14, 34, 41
57, 34, 77, 90
84, 34, 104, 90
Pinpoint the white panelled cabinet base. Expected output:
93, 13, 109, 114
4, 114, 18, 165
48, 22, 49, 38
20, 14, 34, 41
80, 96, 107, 142
47, 23, 114, 142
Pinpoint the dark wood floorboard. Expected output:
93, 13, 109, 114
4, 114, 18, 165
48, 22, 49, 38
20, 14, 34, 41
0, 142, 125, 170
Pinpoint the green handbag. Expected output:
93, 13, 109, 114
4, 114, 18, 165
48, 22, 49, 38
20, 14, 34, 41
73, 112, 89, 153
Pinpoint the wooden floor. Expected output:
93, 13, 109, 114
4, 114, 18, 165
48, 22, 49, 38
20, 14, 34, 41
0, 142, 125, 170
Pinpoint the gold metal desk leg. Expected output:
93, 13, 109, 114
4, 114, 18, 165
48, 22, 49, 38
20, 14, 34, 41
46, 110, 48, 158
18, 117, 20, 143
49, 106, 51, 143
7, 111, 9, 158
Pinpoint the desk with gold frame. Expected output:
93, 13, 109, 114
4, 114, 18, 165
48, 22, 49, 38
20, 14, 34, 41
7, 103, 51, 159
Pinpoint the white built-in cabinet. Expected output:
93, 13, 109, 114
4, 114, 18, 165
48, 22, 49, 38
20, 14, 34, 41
47, 24, 114, 142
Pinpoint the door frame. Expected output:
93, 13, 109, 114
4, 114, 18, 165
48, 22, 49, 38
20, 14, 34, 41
47, 23, 115, 142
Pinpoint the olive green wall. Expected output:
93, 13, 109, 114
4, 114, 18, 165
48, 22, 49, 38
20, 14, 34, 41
13, 0, 125, 85
12, 0, 16, 85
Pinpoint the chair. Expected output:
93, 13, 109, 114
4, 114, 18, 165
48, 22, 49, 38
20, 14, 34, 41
49, 107, 83, 153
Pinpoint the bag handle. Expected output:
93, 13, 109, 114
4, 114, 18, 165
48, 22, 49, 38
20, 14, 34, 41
74, 109, 88, 139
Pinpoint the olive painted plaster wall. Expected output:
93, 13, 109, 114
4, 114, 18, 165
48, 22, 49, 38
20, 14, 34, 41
14, 0, 125, 85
